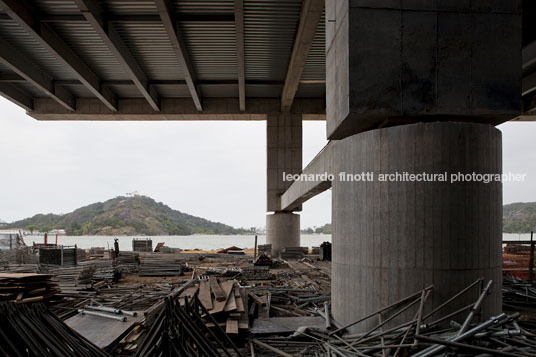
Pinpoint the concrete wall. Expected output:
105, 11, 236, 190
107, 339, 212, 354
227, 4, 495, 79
331, 122, 502, 332
267, 113, 303, 212
326, 0, 521, 139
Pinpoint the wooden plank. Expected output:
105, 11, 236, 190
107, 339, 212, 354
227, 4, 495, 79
224, 291, 237, 312
250, 316, 325, 335
223, 280, 237, 312
238, 288, 249, 329
225, 319, 239, 334
179, 286, 198, 306
198, 280, 213, 310
248, 292, 265, 306
210, 280, 234, 314
234, 286, 245, 313
210, 278, 226, 301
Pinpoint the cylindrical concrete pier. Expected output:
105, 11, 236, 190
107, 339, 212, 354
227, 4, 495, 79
266, 212, 300, 257
332, 122, 502, 332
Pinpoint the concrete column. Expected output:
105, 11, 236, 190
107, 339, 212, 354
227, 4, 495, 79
266, 113, 302, 256
266, 212, 300, 257
326, 1, 521, 139
332, 122, 502, 332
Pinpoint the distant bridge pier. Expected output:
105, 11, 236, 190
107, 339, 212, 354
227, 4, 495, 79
323, 1, 521, 332
266, 113, 302, 257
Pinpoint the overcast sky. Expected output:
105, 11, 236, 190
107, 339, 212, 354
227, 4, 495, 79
0, 97, 535, 229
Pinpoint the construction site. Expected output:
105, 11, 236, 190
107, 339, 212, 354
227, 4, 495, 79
1, 0, 536, 355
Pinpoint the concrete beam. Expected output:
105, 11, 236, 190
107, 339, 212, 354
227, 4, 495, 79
522, 71, 536, 96
29, 97, 326, 121
0, 35, 74, 111
0, 83, 33, 111
523, 40, 536, 70
73, 0, 160, 111
0, 0, 118, 112
32, 14, 236, 23
0, 73, 26, 83
281, 0, 324, 112
280, 142, 333, 211
234, 0, 246, 112
155, 0, 203, 112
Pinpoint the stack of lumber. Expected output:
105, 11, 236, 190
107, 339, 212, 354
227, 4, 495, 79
194, 278, 248, 335
242, 266, 274, 280
89, 261, 120, 282
0, 263, 40, 273
138, 255, 185, 276
89, 247, 106, 259
0, 247, 37, 264
0, 272, 59, 303
115, 252, 139, 274
280, 246, 306, 260
44, 265, 95, 295
257, 244, 272, 254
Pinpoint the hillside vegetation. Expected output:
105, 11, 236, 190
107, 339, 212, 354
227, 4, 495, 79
6, 196, 246, 236
503, 202, 536, 233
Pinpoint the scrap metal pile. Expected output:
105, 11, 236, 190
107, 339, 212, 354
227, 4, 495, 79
2, 246, 536, 356
0, 302, 110, 356
249, 279, 536, 356
135, 283, 243, 357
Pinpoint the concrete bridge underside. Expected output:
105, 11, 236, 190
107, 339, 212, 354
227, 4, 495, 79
0, 0, 535, 333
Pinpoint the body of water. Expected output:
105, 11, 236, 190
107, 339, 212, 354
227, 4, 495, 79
26, 234, 333, 252
25, 233, 533, 252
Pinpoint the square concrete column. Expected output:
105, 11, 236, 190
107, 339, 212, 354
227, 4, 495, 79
326, 0, 521, 139
267, 113, 302, 212
266, 113, 302, 257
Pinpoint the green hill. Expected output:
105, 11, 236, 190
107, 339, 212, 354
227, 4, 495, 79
503, 202, 536, 233
6, 196, 246, 236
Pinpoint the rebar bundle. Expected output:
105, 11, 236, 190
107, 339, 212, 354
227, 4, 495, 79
0, 302, 110, 357
135, 286, 242, 357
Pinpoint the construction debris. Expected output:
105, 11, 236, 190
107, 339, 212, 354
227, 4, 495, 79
280, 247, 307, 260
253, 252, 273, 266
0, 272, 59, 303
134, 282, 242, 357
0, 243, 534, 356
138, 254, 186, 276
0, 302, 110, 356
132, 238, 152, 252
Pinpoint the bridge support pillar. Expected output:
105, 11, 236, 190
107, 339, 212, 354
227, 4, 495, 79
331, 122, 503, 332
266, 113, 302, 256
327, 1, 520, 333
266, 212, 300, 257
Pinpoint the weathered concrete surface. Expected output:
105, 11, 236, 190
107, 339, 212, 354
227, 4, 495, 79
266, 212, 300, 257
326, 0, 521, 139
29, 98, 326, 121
267, 113, 303, 212
280, 142, 333, 211
331, 122, 502, 332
